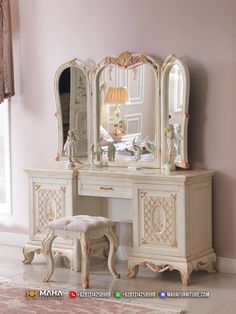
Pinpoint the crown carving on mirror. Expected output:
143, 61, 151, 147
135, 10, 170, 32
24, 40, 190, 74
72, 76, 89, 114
95, 51, 159, 73
54, 51, 190, 170
105, 51, 147, 68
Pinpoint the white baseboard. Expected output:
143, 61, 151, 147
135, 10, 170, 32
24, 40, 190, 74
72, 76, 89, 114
217, 256, 236, 274
0, 232, 29, 247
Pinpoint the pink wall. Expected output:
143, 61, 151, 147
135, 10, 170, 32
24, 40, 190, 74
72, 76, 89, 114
2, 0, 236, 258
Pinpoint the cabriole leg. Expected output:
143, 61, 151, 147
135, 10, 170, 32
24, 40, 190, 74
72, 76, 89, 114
41, 229, 56, 282
105, 226, 120, 279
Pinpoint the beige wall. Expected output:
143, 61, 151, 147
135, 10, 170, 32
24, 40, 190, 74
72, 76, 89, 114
2, 0, 236, 259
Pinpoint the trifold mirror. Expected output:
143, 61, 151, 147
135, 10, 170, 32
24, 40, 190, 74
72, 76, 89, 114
54, 52, 190, 170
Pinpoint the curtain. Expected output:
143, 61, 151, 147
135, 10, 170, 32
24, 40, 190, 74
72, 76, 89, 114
0, 0, 14, 103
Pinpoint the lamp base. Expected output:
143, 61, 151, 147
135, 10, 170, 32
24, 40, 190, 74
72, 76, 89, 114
112, 124, 122, 136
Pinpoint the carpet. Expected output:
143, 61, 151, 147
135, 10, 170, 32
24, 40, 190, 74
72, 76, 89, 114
0, 279, 185, 314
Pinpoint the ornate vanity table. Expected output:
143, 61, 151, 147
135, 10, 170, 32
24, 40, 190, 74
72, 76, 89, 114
23, 52, 216, 285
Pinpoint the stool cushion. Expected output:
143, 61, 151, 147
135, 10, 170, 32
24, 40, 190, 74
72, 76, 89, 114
47, 215, 113, 232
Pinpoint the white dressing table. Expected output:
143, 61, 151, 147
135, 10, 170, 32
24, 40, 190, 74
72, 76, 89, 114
23, 165, 216, 285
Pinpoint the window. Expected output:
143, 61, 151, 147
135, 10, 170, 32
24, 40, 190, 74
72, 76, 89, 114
0, 100, 11, 213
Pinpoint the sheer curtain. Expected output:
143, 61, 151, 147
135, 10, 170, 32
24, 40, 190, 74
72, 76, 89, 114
0, 0, 14, 103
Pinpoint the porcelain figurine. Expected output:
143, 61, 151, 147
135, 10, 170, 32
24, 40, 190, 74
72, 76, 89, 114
144, 136, 156, 155
108, 142, 116, 161
63, 129, 77, 169
132, 138, 142, 161
96, 142, 104, 162
174, 124, 182, 156
164, 124, 176, 171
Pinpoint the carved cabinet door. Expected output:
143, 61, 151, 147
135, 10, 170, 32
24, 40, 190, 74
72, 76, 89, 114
30, 177, 75, 245
134, 183, 183, 257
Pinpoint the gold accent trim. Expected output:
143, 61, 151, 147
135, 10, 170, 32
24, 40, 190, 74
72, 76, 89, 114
105, 51, 147, 68
100, 186, 114, 191
141, 238, 147, 245
140, 192, 147, 199
171, 240, 177, 248
60, 186, 66, 193
161, 54, 177, 70
35, 185, 41, 191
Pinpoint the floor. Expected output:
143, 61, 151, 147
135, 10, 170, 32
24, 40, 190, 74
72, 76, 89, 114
0, 245, 236, 314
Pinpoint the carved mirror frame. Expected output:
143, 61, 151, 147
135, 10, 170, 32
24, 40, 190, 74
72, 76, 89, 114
161, 54, 190, 169
92, 51, 161, 168
54, 58, 91, 161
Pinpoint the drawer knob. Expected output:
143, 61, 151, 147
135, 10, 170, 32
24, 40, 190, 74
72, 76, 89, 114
100, 186, 114, 191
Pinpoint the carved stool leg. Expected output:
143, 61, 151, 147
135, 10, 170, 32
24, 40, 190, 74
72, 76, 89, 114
80, 232, 90, 289
73, 239, 81, 272
105, 226, 120, 279
42, 230, 56, 282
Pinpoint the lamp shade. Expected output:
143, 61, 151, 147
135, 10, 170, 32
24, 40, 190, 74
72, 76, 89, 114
105, 87, 129, 104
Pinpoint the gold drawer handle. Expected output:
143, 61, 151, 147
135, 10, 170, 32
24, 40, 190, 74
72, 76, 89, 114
100, 186, 114, 191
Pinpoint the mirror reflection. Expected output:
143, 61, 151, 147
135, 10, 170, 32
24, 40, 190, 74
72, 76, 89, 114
59, 66, 87, 157
97, 64, 156, 163
168, 64, 184, 113
167, 64, 184, 164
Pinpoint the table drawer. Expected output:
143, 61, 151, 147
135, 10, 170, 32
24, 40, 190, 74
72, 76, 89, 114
78, 177, 133, 199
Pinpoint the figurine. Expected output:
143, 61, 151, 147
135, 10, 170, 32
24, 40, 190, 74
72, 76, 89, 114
174, 124, 182, 156
144, 136, 156, 155
89, 144, 96, 167
164, 124, 176, 171
96, 142, 104, 161
108, 142, 116, 161
63, 129, 77, 169
132, 137, 142, 161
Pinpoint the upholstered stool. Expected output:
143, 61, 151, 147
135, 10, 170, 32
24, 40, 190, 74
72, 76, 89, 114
41, 215, 120, 289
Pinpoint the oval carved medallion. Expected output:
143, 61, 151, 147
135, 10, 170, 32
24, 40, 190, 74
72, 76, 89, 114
152, 206, 166, 234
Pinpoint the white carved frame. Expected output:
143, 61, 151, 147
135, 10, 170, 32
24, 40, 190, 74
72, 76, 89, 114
53, 52, 190, 170
54, 59, 91, 162
92, 51, 161, 168
161, 54, 190, 169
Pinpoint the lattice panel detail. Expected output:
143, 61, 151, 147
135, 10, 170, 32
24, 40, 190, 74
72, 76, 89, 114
36, 187, 65, 234
141, 192, 177, 246
76, 111, 87, 148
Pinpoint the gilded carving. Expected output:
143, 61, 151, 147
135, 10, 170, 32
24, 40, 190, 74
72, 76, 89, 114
127, 264, 139, 278
171, 240, 177, 248
161, 54, 177, 70
140, 191, 147, 199
22, 247, 35, 265
127, 255, 216, 286
60, 186, 66, 193
35, 184, 41, 191
35, 248, 41, 254
143, 262, 171, 273
141, 238, 147, 244
105, 51, 148, 68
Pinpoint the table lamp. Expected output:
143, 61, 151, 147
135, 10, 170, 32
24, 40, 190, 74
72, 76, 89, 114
105, 86, 129, 136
